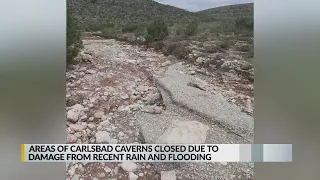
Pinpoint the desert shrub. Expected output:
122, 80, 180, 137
185, 21, 199, 36
215, 39, 235, 52
203, 46, 219, 53
213, 21, 234, 34
88, 22, 115, 32
134, 29, 146, 37
172, 46, 190, 59
236, 44, 251, 52
176, 29, 182, 36
243, 48, 254, 59
162, 41, 190, 59
122, 24, 139, 33
67, 8, 82, 64
146, 19, 169, 42
164, 43, 178, 54
101, 26, 121, 38
217, 41, 230, 50
236, 36, 252, 42
152, 41, 165, 51
235, 17, 253, 31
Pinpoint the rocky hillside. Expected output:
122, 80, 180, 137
68, 0, 197, 29
196, 3, 253, 21
66, 35, 254, 179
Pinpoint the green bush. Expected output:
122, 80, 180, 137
185, 21, 199, 36
146, 19, 169, 42
134, 29, 146, 37
176, 29, 182, 36
88, 22, 115, 32
164, 43, 178, 54
67, 8, 82, 64
203, 46, 219, 53
122, 24, 139, 33
152, 41, 165, 51
172, 46, 190, 59
101, 26, 121, 38
235, 17, 253, 31
236, 44, 251, 52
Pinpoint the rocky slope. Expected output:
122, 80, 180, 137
66, 33, 254, 180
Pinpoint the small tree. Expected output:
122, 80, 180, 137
235, 17, 253, 31
146, 19, 169, 42
67, 8, 81, 64
122, 24, 139, 33
185, 21, 199, 36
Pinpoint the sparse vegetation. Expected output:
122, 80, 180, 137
68, 0, 197, 29
67, 8, 82, 64
146, 19, 169, 42
68, 1, 254, 63
185, 21, 199, 36
122, 24, 139, 33
172, 45, 190, 59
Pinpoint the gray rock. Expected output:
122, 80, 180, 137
240, 61, 253, 70
128, 103, 142, 111
67, 134, 77, 143
136, 112, 207, 144
95, 131, 110, 143
118, 106, 131, 112
167, 55, 177, 61
187, 77, 208, 91
128, 172, 138, 180
67, 104, 85, 123
156, 63, 254, 140
100, 120, 110, 128
221, 61, 233, 71
71, 174, 80, 180
141, 106, 162, 114
146, 93, 162, 105
86, 69, 96, 74
117, 132, 125, 138
156, 120, 209, 144
220, 162, 228, 166
120, 93, 129, 100
94, 110, 104, 119
69, 124, 85, 132
120, 162, 137, 172
81, 53, 94, 62
195, 57, 205, 64
79, 67, 87, 72
97, 172, 105, 178
104, 167, 112, 173
87, 123, 96, 129
161, 61, 172, 67
161, 170, 176, 180
189, 70, 196, 75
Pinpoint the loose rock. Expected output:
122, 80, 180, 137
94, 110, 104, 119
120, 162, 137, 172
95, 131, 110, 143
161, 170, 176, 180
156, 120, 209, 144
128, 172, 138, 180
67, 104, 85, 123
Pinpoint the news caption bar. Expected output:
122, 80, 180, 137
21, 144, 292, 163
